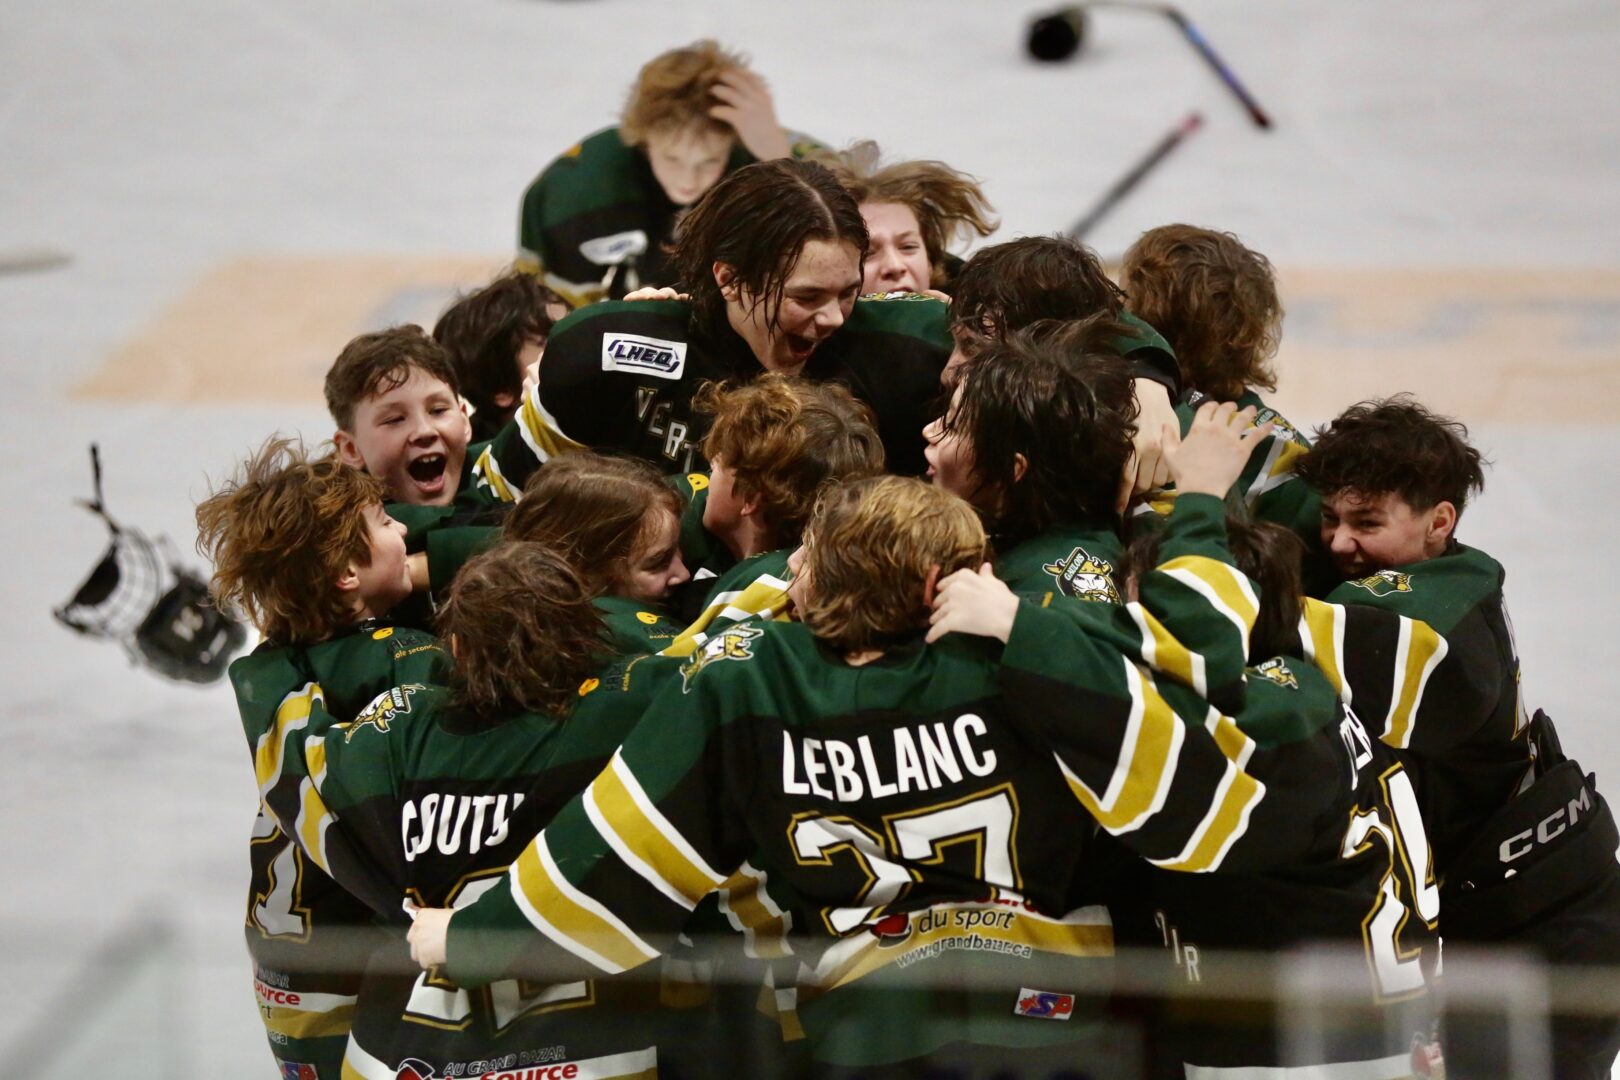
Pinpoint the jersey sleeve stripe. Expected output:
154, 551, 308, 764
1129, 603, 1207, 696
583, 775, 701, 913
295, 778, 334, 875
1159, 558, 1259, 653
718, 865, 794, 960
508, 833, 659, 973
1299, 600, 1350, 704
520, 384, 588, 462
1149, 760, 1263, 873
588, 754, 728, 904
254, 682, 322, 793
470, 448, 515, 502
1383, 619, 1448, 750
1058, 660, 1183, 833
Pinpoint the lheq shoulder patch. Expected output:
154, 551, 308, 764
601, 332, 687, 380
578, 229, 648, 266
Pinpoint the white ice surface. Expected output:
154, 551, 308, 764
3, 1, 1618, 1075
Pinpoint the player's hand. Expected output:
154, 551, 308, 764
709, 68, 791, 161
622, 286, 690, 303
919, 288, 951, 303
407, 907, 453, 969
927, 563, 1018, 644
1122, 379, 1180, 505
1165, 401, 1273, 498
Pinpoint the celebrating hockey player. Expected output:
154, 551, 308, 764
195, 438, 451, 1078
494, 157, 953, 477
1296, 397, 1620, 1080
517, 40, 811, 307
814, 139, 998, 296
432, 270, 567, 442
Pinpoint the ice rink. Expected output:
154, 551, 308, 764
3, 0, 1618, 1074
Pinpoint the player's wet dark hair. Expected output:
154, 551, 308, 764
948, 236, 1126, 350
507, 453, 682, 599
433, 271, 564, 442
938, 320, 1138, 547
1123, 515, 1306, 663
438, 541, 610, 724
324, 325, 461, 432
1295, 395, 1487, 515
1122, 224, 1282, 403
671, 158, 869, 334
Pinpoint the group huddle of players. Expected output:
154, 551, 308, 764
202, 40, 1620, 1080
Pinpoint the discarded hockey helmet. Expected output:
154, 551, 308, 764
54, 445, 247, 684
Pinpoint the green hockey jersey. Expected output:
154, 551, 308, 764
231, 623, 452, 1077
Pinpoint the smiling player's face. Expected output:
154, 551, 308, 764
719, 239, 863, 374
335, 368, 472, 506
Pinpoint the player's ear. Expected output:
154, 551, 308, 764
1428, 501, 1458, 545
333, 430, 366, 470
922, 564, 942, 609
713, 261, 740, 300
737, 491, 764, 519
335, 561, 361, 597
1011, 453, 1028, 485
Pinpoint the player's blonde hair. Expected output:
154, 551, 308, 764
195, 437, 385, 646
798, 476, 988, 654
620, 40, 747, 146
817, 141, 998, 287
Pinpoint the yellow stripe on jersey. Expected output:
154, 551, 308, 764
1158, 555, 1259, 650
509, 833, 660, 973
259, 1001, 355, 1040
254, 682, 323, 794
1151, 706, 1263, 873
717, 864, 794, 960
519, 383, 587, 462
661, 575, 792, 659
1128, 603, 1206, 696
588, 755, 727, 907
1383, 618, 1448, 750
295, 778, 335, 876
1058, 659, 1183, 834
1299, 599, 1349, 703
471, 447, 516, 502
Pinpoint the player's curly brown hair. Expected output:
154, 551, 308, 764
324, 325, 461, 432
1294, 395, 1487, 515
437, 541, 610, 723
815, 141, 998, 289
696, 374, 886, 550
1121, 224, 1282, 403
506, 453, 683, 598
620, 40, 747, 146
195, 437, 385, 646
798, 476, 988, 654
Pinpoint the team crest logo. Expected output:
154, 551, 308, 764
1348, 569, 1414, 597
345, 684, 424, 742
1042, 547, 1122, 604
1249, 657, 1299, 690
680, 625, 763, 693
1255, 407, 1309, 448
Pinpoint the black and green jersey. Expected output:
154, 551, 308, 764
661, 547, 794, 659
995, 519, 1126, 607
1306, 544, 1531, 877
596, 594, 684, 656
482, 295, 952, 478
432, 495, 1260, 1065
518, 127, 822, 308
262, 652, 689, 1078
230, 623, 452, 1077
1098, 659, 1438, 1073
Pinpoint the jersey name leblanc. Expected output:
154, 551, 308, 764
782, 713, 997, 802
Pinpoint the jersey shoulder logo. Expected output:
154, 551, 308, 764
685, 472, 709, 492
680, 624, 764, 693
1348, 569, 1414, 597
602, 332, 687, 380
578, 229, 648, 266
1042, 547, 1122, 604
344, 684, 424, 742
858, 290, 935, 302
1254, 407, 1309, 448
1249, 656, 1299, 690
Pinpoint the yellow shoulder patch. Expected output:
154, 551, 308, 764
686, 473, 709, 492
371, 627, 394, 640
636, 611, 661, 625
578, 677, 600, 697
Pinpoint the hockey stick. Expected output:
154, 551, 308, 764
1067, 111, 1203, 240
